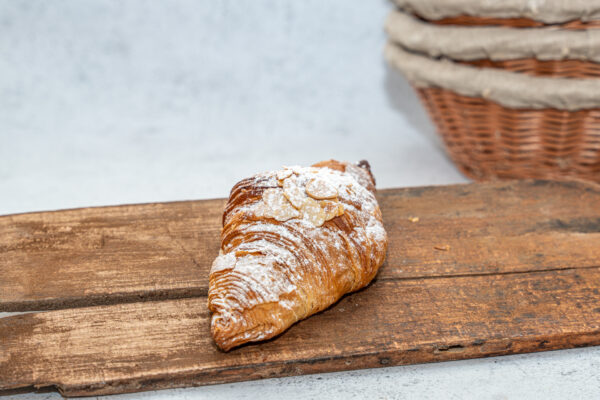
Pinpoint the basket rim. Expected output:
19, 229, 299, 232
391, 0, 600, 24
385, 43, 600, 111
386, 11, 600, 63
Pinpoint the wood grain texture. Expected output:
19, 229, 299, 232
2, 268, 600, 396
1, 180, 600, 397
2, 180, 600, 311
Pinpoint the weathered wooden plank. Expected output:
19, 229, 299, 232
2, 268, 599, 397
0, 200, 224, 311
1, 179, 599, 311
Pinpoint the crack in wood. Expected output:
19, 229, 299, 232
375, 264, 600, 283
3, 265, 599, 313
0, 288, 210, 312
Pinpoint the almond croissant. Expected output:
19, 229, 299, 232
208, 160, 387, 351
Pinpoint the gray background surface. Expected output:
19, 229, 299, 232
1, 1, 599, 399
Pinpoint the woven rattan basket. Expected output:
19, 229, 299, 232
415, 87, 600, 181
385, 44, 600, 183
386, 2, 600, 182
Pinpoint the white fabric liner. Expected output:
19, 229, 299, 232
385, 43, 600, 110
392, 0, 600, 24
386, 11, 600, 62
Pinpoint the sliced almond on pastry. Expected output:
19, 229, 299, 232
306, 178, 338, 200
321, 200, 345, 221
301, 197, 327, 227
283, 177, 308, 209
276, 169, 293, 182
262, 188, 300, 221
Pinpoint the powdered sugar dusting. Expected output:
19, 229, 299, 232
261, 188, 300, 221
208, 161, 388, 351
306, 177, 338, 199
282, 177, 308, 209
210, 251, 236, 274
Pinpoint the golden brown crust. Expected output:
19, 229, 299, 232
208, 160, 387, 351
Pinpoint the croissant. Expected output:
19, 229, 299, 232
208, 159, 388, 351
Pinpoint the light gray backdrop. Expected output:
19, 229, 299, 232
1, 1, 598, 399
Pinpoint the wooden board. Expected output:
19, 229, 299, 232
1, 180, 600, 397
2, 180, 600, 311
2, 269, 600, 397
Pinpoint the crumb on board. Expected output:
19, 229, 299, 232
434, 244, 450, 251
408, 216, 419, 223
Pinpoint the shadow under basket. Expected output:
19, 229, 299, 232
415, 86, 600, 182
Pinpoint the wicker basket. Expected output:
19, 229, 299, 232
386, 6, 600, 182
385, 43, 600, 183
416, 87, 600, 181
458, 59, 600, 79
